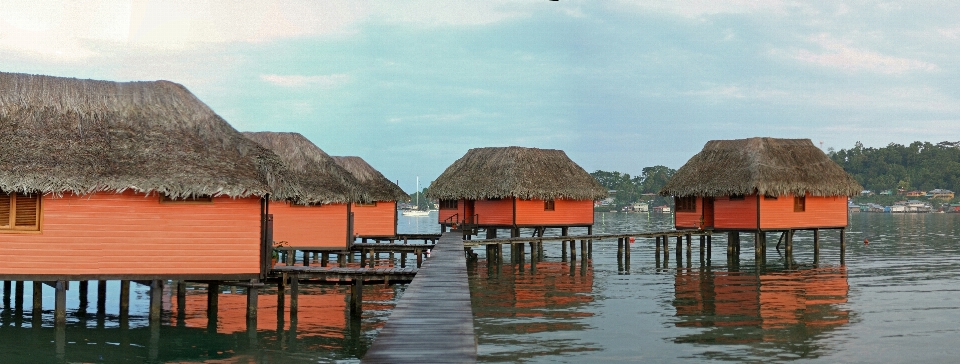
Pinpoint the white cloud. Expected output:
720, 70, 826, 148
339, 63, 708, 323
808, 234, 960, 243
260, 74, 350, 88
611, 0, 794, 18
775, 34, 938, 74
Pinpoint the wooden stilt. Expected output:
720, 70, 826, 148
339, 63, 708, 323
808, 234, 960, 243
699, 235, 705, 264
97, 280, 107, 315
303, 251, 310, 267
14, 281, 23, 311
290, 275, 299, 318
321, 252, 329, 267
120, 280, 130, 321
286, 249, 295, 266
246, 280, 258, 321
2, 280, 9, 308
617, 237, 623, 258
400, 252, 407, 268
78, 280, 88, 315
149, 280, 162, 323
569, 239, 576, 260
54, 281, 66, 325
707, 235, 712, 261
840, 228, 846, 265
622, 239, 629, 261
350, 279, 363, 318
676, 235, 682, 264
685, 234, 692, 262
416, 249, 423, 268
587, 225, 594, 256
176, 281, 186, 312
814, 228, 821, 261
32, 281, 42, 318
207, 282, 219, 316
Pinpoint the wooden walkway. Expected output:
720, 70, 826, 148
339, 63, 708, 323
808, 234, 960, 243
362, 231, 476, 363
270, 266, 417, 284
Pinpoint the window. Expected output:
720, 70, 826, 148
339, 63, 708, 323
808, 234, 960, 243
794, 195, 806, 212
675, 196, 696, 212
355, 201, 377, 207
160, 194, 213, 204
440, 200, 458, 209
544, 199, 555, 211
764, 195, 778, 200
729, 194, 745, 201
0, 192, 40, 232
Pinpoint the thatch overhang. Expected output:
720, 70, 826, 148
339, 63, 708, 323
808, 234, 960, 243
659, 137, 863, 198
426, 146, 608, 201
242, 132, 364, 204
331, 156, 410, 202
0, 72, 295, 199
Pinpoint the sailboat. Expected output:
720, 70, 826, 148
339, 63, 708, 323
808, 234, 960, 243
402, 176, 431, 217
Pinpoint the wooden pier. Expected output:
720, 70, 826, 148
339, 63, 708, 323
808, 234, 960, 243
362, 231, 477, 363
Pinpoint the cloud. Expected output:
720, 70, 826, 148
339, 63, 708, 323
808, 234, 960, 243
611, 0, 793, 18
780, 34, 938, 74
260, 74, 350, 88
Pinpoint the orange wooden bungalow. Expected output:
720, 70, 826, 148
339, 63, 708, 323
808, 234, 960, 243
0, 72, 305, 323
243, 132, 364, 254
331, 156, 410, 239
427, 146, 607, 236
660, 138, 862, 255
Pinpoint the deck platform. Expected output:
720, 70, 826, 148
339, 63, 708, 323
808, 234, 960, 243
362, 231, 476, 363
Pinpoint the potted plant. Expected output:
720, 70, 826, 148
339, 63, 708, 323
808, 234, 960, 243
272, 240, 288, 266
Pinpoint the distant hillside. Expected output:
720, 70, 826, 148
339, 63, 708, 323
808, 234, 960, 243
591, 166, 676, 207
829, 141, 960, 193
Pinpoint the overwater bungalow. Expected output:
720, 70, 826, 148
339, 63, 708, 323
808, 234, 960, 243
331, 156, 410, 239
427, 146, 607, 236
660, 138, 862, 233
243, 132, 363, 251
0, 72, 298, 284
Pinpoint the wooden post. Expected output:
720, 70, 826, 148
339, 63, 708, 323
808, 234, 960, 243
149, 280, 162, 323
120, 280, 130, 321
78, 280, 88, 315
286, 248, 295, 266
2, 280, 9, 308
32, 281, 42, 318
350, 278, 363, 318
622, 239, 629, 261
14, 280, 23, 312
208, 282, 219, 316
587, 225, 594, 255
54, 280, 66, 325
360, 249, 367, 268
707, 235, 712, 261
290, 275, 299, 318
246, 280, 259, 321
321, 252, 329, 267
685, 234, 692, 262
176, 281, 186, 313
400, 252, 407, 268
617, 237, 623, 258
813, 228, 821, 262
699, 235, 706, 264
786, 230, 794, 257
303, 251, 310, 267
840, 228, 846, 265
655, 236, 661, 258
97, 280, 107, 316
676, 235, 682, 264
662, 236, 669, 265
569, 239, 576, 261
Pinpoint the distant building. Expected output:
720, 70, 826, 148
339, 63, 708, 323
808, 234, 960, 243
929, 189, 955, 199
905, 191, 925, 197
652, 205, 671, 213
880, 190, 893, 195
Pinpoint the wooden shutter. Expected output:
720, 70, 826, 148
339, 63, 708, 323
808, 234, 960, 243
0, 195, 10, 228
14, 193, 39, 227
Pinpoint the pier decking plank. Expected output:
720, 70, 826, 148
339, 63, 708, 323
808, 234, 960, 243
362, 231, 477, 363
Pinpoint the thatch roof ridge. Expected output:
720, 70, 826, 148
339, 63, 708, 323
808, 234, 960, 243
660, 137, 863, 197
331, 156, 410, 202
0, 71, 296, 199
426, 146, 608, 201
242, 132, 364, 204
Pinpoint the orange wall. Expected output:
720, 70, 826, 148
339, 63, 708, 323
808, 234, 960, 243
437, 200, 465, 224
271, 202, 348, 248
352, 201, 396, 237
474, 199, 514, 226
515, 199, 593, 226
759, 194, 848, 229
0, 191, 261, 276
675, 197, 702, 229
714, 194, 760, 230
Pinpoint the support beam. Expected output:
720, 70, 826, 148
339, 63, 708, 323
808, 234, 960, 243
149, 280, 162, 323
840, 228, 846, 265
350, 278, 363, 318
32, 281, 42, 317
54, 280, 67, 325
207, 282, 219, 316
290, 275, 299, 317
98, 280, 107, 316
246, 279, 259, 321
120, 280, 130, 321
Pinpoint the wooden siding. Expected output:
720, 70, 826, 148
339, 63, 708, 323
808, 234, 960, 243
271, 202, 349, 248
514, 199, 593, 226
675, 197, 702, 229
473, 199, 514, 226
759, 194, 848, 229
437, 199, 465, 224
0, 191, 260, 276
713, 194, 760, 230
352, 201, 397, 237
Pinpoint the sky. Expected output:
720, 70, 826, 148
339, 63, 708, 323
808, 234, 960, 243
2, 1, 959, 193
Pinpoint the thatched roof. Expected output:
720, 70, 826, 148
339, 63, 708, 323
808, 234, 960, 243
242, 132, 364, 204
660, 137, 863, 197
0, 72, 296, 199
331, 156, 410, 202
426, 146, 607, 201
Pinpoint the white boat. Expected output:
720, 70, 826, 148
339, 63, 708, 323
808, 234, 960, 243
402, 176, 431, 217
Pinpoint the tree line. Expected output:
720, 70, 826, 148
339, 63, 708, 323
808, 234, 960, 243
590, 166, 676, 207
829, 141, 960, 194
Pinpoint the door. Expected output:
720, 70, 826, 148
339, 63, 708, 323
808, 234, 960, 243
464, 200, 476, 224
702, 197, 715, 229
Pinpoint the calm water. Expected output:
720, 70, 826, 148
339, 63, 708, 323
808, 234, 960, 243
2, 212, 960, 362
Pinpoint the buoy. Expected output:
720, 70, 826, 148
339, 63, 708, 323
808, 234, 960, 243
864, 239, 869, 245
629, 237, 636, 244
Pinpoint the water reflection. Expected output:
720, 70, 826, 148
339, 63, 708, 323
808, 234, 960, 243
469, 252, 600, 361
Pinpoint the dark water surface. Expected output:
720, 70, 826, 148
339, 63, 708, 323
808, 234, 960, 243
2, 212, 960, 362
